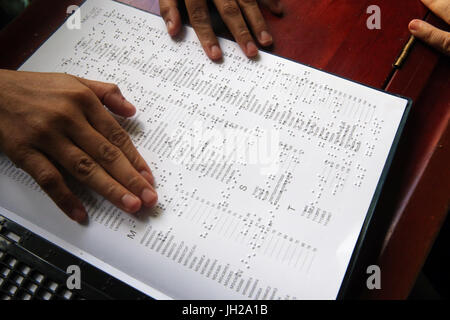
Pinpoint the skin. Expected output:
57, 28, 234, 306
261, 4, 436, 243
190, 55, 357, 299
409, 0, 450, 56
0, 70, 158, 224
159, 0, 284, 60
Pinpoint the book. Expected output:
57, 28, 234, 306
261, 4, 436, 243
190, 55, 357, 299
0, 0, 410, 299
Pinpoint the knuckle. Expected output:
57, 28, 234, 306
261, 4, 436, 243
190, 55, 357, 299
129, 154, 142, 169
425, 27, 437, 43
442, 35, 450, 54
109, 128, 130, 148
102, 84, 122, 104
11, 144, 33, 169
68, 86, 94, 104
189, 5, 209, 25
52, 109, 73, 126
223, 0, 240, 17
105, 183, 119, 200
106, 83, 121, 95
237, 28, 251, 39
240, 0, 256, 6
127, 175, 142, 190
28, 118, 53, 142
426, 30, 434, 42
99, 142, 121, 164
74, 157, 96, 178
36, 170, 61, 191
60, 73, 76, 82
30, 108, 76, 134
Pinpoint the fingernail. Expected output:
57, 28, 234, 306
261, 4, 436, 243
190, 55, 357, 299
246, 41, 258, 57
141, 188, 157, 207
259, 31, 273, 45
166, 20, 174, 35
124, 100, 136, 115
409, 19, 421, 32
210, 45, 222, 60
121, 194, 141, 212
71, 208, 87, 223
140, 170, 155, 186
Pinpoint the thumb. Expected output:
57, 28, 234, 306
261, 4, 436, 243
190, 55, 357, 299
409, 19, 450, 56
76, 77, 137, 117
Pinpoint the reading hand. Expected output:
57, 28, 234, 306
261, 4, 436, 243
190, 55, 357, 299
0, 70, 158, 223
408, 0, 450, 56
159, 0, 283, 60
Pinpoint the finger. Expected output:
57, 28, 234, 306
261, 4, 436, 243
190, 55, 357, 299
45, 136, 144, 215
420, 0, 450, 25
82, 102, 156, 187
69, 122, 157, 208
213, 0, 258, 57
409, 19, 450, 55
237, 0, 272, 46
75, 77, 136, 118
75, 78, 156, 186
259, 0, 283, 16
159, 0, 182, 36
185, 0, 223, 60
12, 148, 87, 223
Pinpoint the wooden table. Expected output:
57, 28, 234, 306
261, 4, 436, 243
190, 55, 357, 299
0, 0, 448, 299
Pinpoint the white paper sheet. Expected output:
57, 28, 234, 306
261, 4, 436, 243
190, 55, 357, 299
0, 0, 408, 299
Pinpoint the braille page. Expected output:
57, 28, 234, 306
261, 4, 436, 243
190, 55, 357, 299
0, 0, 408, 299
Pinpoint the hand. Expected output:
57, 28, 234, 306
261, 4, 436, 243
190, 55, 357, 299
159, 0, 283, 60
0, 70, 158, 223
409, 0, 450, 55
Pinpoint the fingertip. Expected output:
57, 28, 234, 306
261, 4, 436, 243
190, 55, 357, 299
245, 41, 259, 58
409, 19, 422, 33
259, 31, 273, 46
142, 188, 158, 208
407, 19, 449, 55
209, 45, 223, 61
71, 208, 88, 224
103, 89, 136, 117
112, 99, 136, 118
122, 194, 142, 213
165, 10, 182, 37
151, 193, 158, 208
123, 100, 136, 117
166, 20, 177, 37
269, 1, 284, 16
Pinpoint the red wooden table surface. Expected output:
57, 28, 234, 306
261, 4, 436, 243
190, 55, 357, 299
0, 0, 448, 299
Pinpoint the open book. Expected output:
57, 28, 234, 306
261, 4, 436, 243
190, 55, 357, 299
0, 0, 410, 299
